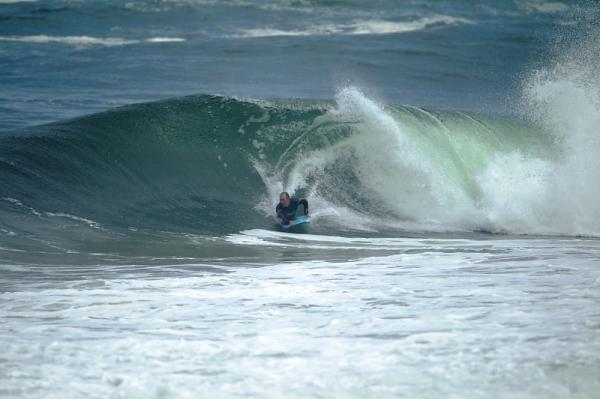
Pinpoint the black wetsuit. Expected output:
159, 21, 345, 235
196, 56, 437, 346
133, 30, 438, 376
276, 197, 308, 225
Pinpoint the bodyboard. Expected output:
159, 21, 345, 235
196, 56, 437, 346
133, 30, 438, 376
281, 215, 310, 230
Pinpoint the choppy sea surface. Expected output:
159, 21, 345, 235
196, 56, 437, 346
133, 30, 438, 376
1, 1, 600, 398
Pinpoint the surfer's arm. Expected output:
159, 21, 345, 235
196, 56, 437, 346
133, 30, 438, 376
298, 199, 309, 215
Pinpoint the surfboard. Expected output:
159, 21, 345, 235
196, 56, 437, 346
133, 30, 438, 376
281, 215, 310, 230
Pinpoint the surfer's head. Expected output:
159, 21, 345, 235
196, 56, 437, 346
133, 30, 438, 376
279, 192, 290, 207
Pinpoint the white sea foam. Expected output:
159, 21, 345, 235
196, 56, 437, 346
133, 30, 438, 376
236, 15, 472, 38
239, 28, 313, 38
510, 31, 600, 235
226, 229, 487, 251
0, 35, 185, 47
146, 37, 186, 43
477, 152, 555, 232
461, 27, 600, 236
2, 237, 600, 398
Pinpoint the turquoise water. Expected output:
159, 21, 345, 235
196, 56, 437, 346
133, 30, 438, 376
1, 1, 600, 398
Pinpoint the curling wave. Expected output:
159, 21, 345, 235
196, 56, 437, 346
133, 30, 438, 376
1, 80, 599, 238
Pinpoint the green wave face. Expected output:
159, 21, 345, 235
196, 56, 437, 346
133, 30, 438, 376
0, 95, 323, 234
0, 89, 591, 237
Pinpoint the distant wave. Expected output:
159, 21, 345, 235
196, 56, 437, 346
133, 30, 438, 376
235, 15, 473, 38
0, 35, 185, 47
522, 1, 568, 14
146, 37, 186, 43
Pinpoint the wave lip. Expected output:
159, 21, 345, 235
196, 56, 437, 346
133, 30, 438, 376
0, 35, 186, 47
235, 15, 473, 38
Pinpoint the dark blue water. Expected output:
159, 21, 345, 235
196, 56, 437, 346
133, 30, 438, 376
1, 0, 589, 131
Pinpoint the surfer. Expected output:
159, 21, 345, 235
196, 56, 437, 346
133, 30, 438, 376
276, 192, 309, 226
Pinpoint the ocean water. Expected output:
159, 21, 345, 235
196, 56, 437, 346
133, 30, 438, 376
2, 0, 600, 398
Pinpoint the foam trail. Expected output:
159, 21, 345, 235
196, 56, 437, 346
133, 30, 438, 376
236, 15, 472, 38
0, 35, 185, 47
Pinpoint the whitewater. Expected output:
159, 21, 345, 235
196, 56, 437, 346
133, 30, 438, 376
2, 1, 600, 398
